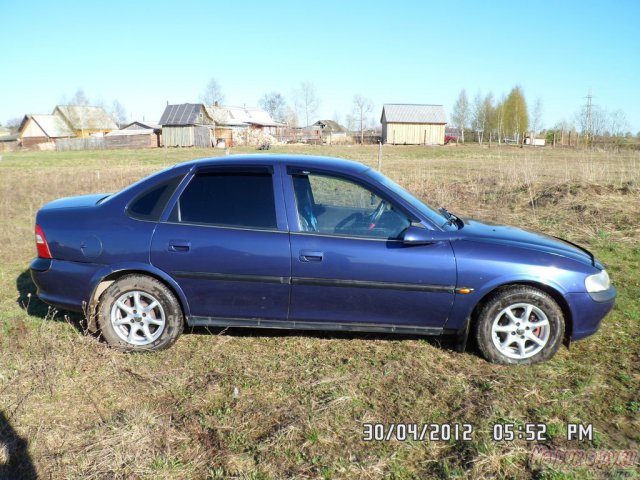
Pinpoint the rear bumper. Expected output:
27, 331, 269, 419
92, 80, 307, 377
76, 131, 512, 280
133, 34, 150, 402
566, 287, 616, 341
30, 257, 102, 313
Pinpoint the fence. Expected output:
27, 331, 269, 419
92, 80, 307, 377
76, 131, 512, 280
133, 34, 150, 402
56, 137, 105, 151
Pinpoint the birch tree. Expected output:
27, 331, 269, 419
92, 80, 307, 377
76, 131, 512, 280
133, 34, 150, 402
293, 81, 320, 127
451, 89, 470, 142
352, 94, 373, 144
200, 78, 225, 105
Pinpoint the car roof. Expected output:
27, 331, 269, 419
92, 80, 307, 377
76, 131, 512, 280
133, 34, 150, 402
177, 154, 371, 175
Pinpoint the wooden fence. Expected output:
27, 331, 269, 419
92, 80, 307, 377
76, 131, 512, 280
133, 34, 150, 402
56, 137, 105, 151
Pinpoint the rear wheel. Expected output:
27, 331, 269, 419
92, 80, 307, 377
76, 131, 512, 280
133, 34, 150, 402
97, 274, 183, 351
474, 286, 564, 365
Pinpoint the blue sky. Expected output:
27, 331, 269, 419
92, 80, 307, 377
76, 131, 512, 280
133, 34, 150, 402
2, 0, 639, 131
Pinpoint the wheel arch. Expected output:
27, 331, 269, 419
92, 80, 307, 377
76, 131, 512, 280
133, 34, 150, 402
464, 281, 573, 347
86, 266, 189, 333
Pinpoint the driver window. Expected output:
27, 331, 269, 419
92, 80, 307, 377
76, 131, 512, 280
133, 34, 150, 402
292, 173, 410, 239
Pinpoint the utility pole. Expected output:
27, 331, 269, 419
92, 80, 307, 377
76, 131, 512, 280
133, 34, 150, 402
584, 90, 594, 147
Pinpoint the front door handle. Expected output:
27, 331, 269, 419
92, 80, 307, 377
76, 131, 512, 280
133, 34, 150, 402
168, 241, 190, 253
299, 250, 324, 262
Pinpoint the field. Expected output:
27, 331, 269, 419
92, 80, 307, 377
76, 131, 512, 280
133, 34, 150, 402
0, 144, 638, 479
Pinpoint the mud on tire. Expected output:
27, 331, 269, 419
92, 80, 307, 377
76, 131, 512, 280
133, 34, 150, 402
97, 274, 183, 351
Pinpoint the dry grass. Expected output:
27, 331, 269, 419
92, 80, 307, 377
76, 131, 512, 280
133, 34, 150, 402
0, 145, 638, 479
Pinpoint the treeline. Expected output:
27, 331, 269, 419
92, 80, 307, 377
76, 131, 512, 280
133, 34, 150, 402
450, 85, 636, 147
450, 86, 534, 144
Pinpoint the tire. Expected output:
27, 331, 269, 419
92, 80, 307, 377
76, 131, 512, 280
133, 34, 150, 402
474, 286, 564, 365
97, 274, 184, 352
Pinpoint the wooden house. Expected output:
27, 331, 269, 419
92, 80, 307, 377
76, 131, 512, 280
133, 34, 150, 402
312, 120, 349, 143
381, 104, 446, 145
52, 105, 118, 138
159, 104, 215, 147
18, 114, 75, 148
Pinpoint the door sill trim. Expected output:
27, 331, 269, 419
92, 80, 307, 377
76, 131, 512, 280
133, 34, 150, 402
188, 316, 443, 336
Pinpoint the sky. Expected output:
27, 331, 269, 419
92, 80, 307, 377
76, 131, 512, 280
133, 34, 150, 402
2, 0, 639, 132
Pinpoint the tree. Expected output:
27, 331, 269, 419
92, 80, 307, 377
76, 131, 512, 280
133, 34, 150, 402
483, 93, 496, 143
283, 107, 298, 128
200, 78, 225, 105
502, 86, 529, 142
470, 92, 496, 144
293, 81, 320, 127
5, 117, 21, 129
471, 92, 486, 144
494, 94, 507, 144
110, 99, 127, 127
69, 88, 90, 106
451, 89, 470, 142
345, 113, 357, 132
530, 97, 543, 136
352, 94, 373, 144
575, 104, 607, 142
259, 92, 287, 122
608, 109, 629, 137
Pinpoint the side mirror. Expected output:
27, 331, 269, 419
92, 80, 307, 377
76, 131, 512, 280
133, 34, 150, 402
402, 225, 447, 245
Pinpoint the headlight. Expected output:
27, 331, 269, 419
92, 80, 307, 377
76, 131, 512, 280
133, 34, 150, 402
585, 270, 610, 293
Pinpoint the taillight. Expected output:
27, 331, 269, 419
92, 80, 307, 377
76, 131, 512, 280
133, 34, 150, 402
35, 224, 52, 259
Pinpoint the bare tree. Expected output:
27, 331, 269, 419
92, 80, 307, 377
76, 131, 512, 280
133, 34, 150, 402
352, 95, 373, 144
451, 89, 470, 142
608, 109, 629, 137
472, 92, 486, 144
200, 78, 225, 105
69, 88, 90, 106
259, 92, 287, 122
345, 113, 357, 132
5, 117, 21, 129
576, 104, 607, 139
530, 97, 543, 136
283, 107, 299, 128
495, 94, 506, 144
293, 81, 320, 127
110, 99, 128, 127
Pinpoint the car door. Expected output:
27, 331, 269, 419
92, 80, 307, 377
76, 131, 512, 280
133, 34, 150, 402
283, 167, 456, 328
150, 165, 291, 321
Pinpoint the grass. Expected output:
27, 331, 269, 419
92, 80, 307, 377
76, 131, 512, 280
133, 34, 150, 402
0, 144, 638, 479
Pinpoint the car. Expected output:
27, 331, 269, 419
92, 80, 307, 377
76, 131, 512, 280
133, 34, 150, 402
30, 155, 616, 364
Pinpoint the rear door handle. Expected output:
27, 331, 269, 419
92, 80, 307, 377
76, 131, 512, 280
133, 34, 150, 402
168, 241, 190, 253
299, 250, 323, 262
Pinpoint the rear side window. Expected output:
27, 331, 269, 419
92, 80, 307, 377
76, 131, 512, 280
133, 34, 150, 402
170, 172, 277, 229
128, 175, 184, 221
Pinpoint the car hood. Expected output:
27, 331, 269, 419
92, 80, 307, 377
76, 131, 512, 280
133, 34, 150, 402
458, 218, 596, 267
41, 193, 111, 210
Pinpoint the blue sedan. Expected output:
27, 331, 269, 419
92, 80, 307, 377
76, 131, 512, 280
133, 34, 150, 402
30, 155, 616, 364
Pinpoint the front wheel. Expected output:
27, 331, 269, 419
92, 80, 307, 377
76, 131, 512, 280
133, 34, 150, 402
97, 274, 184, 351
474, 286, 565, 365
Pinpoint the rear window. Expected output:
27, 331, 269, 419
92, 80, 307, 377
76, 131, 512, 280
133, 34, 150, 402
128, 175, 184, 221
170, 172, 277, 229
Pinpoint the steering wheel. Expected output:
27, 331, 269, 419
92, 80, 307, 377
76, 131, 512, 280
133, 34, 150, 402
368, 200, 386, 229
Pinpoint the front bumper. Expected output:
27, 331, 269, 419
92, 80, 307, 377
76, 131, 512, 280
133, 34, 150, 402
566, 287, 617, 341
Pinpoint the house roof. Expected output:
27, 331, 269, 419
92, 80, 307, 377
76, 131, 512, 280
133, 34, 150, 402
381, 104, 447, 124
106, 128, 155, 136
20, 114, 75, 138
53, 105, 118, 130
313, 119, 348, 133
159, 104, 213, 126
123, 121, 161, 131
207, 105, 280, 127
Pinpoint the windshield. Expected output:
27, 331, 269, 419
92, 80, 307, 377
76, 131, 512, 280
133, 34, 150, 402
365, 169, 459, 231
